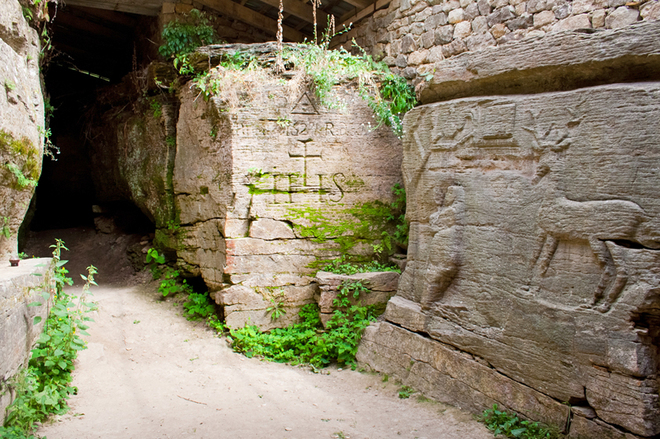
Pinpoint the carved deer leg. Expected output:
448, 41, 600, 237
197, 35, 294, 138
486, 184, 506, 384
421, 227, 460, 311
596, 242, 629, 313
421, 266, 458, 311
534, 234, 559, 278
589, 237, 616, 307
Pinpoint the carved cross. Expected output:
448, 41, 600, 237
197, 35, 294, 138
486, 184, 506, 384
288, 138, 322, 186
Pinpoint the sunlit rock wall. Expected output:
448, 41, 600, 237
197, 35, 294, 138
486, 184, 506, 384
357, 21, 660, 438
175, 51, 403, 329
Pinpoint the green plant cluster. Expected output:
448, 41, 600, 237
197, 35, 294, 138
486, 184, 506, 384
229, 300, 378, 368
161, 12, 416, 138
323, 256, 400, 275
285, 184, 408, 265
398, 385, 415, 399
182, 292, 215, 321
1, 217, 10, 239
265, 289, 287, 321
284, 43, 416, 137
145, 248, 217, 321
3, 240, 97, 438
159, 9, 222, 75
479, 405, 562, 439
0, 130, 40, 190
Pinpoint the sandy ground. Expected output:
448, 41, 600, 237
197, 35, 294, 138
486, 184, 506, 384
24, 229, 493, 439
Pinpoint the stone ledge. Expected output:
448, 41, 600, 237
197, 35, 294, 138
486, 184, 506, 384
357, 321, 642, 439
315, 270, 400, 326
417, 20, 660, 104
0, 257, 53, 423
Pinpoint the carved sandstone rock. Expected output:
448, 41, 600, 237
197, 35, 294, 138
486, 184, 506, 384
359, 83, 660, 437
174, 58, 402, 329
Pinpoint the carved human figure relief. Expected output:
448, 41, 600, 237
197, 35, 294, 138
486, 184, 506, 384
421, 185, 465, 311
531, 147, 659, 312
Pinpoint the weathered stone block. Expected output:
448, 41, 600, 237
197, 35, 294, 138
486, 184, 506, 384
552, 13, 592, 30
174, 44, 403, 329
315, 271, 400, 326
0, 258, 52, 423
363, 82, 660, 436
419, 20, 660, 103
534, 9, 556, 26
605, 6, 639, 28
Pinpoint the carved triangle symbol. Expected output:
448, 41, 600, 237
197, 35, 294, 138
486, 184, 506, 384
291, 92, 319, 115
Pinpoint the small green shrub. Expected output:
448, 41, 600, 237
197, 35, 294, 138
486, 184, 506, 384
398, 385, 415, 399
5, 163, 37, 189
145, 247, 165, 279
479, 405, 562, 439
266, 295, 287, 321
229, 302, 378, 369
3, 240, 97, 437
158, 266, 190, 297
183, 292, 215, 320
323, 256, 400, 275
1, 217, 10, 239
207, 314, 226, 333
159, 9, 221, 74
334, 280, 369, 309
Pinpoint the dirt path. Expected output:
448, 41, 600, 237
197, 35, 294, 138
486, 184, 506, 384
24, 229, 492, 439
34, 280, 491, 439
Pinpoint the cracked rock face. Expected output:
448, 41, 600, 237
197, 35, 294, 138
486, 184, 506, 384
355, 21, 660, 439
175, 81, 402, 330
361, 83, 660, 437
0, 0, 44, 259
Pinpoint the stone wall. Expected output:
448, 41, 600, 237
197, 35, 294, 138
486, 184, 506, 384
0, 258, 53, 423
356, 21, 660, 439
91, 44, 404, 330
0, 0, 45, 259
334, 0, 660, 87
176, 47, 403, 329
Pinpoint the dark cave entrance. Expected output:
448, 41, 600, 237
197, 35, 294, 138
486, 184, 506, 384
27, 5, 157, 238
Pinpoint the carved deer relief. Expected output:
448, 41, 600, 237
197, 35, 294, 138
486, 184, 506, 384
421, 185, 465, 311
530, 147, 658, 312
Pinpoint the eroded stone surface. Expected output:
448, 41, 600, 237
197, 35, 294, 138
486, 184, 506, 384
417, 21, 660, 103
90, 94, 178, 232
173, 52, 403, 328
359, 83, 660, 437
0, 0, 43, 259
0, 258, 52, 423
315, 271, 400, 326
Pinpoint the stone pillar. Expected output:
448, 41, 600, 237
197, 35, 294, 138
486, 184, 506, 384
174, 44, 403, 330
358, 22, 660, 438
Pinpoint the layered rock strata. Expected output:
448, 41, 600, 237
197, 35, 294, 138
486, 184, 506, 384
315, 270, 400, 326
91, 44, 403, 330
357, 21, 660, 439
0, 258, 53, 423
0, 0, 44, 259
